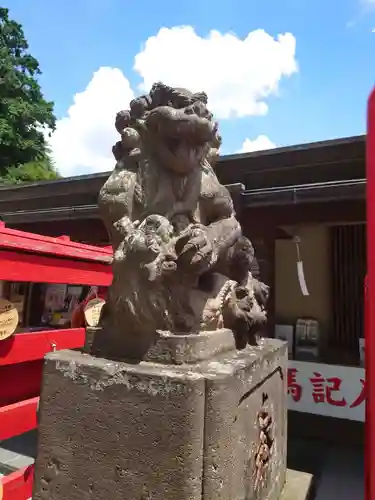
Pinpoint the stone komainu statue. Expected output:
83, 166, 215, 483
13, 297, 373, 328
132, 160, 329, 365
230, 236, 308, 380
96, 82, 269, 360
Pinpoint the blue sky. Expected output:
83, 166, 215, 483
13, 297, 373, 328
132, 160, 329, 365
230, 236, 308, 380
3, 0, 375, 176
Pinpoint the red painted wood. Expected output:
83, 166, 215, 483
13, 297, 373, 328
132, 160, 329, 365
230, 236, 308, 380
0, 397, 39, 441
0, 361, 43, 406
2, 465, 34, 500
0, 250, 112, 285
365, 274, 369, 500
0, 223, 112, 262
366, 86, 375, 500
0, 328, 85, 366
0, 227, 115, 500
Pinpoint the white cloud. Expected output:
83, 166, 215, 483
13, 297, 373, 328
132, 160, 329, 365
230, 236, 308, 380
49, 26, 297, 176
49, 67, 134, 177
134, 26, 297, 119
361, 0, 375, 10
237, 135, 276, 153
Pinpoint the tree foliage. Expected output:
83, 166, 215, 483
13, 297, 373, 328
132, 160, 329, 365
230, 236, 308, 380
1, 157, 58, 185
0, 7, 58, 182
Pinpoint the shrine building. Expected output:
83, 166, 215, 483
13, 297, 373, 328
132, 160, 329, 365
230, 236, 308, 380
0, 134, 366, 439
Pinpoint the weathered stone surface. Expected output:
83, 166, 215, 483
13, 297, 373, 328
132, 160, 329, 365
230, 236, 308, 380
95, 82, 269, 361
91, 327, 237, 364
200, 338, 287, 500
33, 350, 206, 500
33, 339, 287, 500
146, 328, 237, 364
33, 80, 288, 500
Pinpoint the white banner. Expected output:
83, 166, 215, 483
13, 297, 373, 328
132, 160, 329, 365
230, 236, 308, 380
288, 361, 365, 422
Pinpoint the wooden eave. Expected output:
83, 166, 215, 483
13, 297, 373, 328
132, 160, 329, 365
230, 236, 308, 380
0, 135, 365, 224
242, 178, 366, 208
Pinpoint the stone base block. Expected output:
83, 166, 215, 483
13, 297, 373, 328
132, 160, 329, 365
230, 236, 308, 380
33, 337, 287, 500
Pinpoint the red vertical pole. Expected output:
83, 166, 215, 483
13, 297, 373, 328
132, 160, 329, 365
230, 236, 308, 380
366, 86, 375, 500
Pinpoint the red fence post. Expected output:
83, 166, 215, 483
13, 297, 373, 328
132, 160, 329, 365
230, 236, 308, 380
366, 86, 375, 500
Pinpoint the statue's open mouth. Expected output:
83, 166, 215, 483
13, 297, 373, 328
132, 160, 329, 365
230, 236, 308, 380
146, 108, 218, 174
164, 136, 206, 170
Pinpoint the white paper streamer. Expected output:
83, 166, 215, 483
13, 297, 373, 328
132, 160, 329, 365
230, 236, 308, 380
294, 236, 309, 296
297, 261, 309, 296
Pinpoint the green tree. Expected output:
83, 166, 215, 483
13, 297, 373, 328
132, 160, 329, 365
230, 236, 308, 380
1, 157, 58, 185
0, 7, 59, 182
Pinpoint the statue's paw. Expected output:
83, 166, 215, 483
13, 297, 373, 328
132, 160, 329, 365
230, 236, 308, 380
177, 230, 217, 274
114, 218, 140, 237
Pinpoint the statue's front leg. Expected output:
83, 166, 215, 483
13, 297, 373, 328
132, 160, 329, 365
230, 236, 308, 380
176, 216, 241, 275
175, 225, 217, 275
205, 216, 242, 258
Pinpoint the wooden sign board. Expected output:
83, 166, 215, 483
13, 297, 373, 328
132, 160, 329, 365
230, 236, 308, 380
84, 298, 105, 327
0, 299, 19, 341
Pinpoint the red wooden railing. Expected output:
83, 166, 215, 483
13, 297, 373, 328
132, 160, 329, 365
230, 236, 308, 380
0, 222, 112, 500
366, 86, 375, 500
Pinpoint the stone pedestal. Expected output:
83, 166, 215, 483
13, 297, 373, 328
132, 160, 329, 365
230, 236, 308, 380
33, 332, 287, 500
